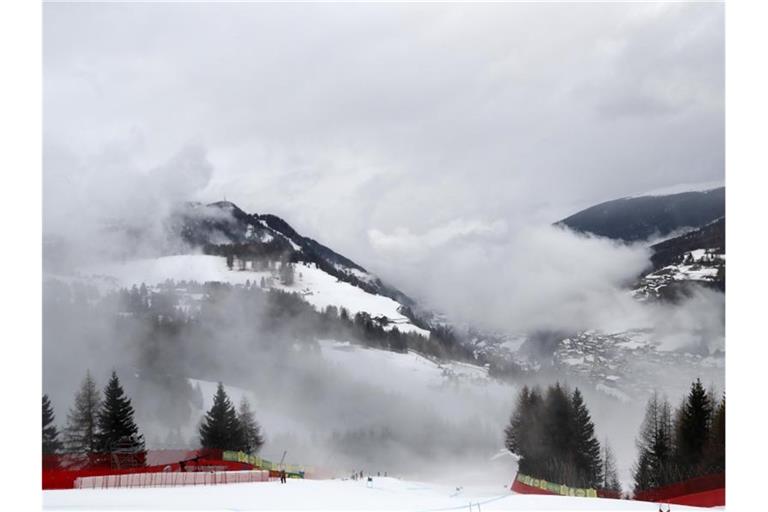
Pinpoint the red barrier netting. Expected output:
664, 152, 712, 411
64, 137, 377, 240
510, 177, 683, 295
633, 472, 725, 508
42, 449, 254, 490
511, 471, 724, 507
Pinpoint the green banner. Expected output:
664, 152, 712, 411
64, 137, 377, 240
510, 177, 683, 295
222, 451, 305, 477
516, 473, 597, 498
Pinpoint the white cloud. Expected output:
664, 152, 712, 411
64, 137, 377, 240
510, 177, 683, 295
43, 1, 724, 334
368, 219, 507, 260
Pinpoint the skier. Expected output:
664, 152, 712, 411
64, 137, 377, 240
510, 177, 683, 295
280, 469, 287, 484
367, 476, 373, 488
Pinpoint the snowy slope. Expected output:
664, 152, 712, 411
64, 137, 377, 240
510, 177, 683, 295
318, 340, 490, 391
76, 254, 429, 336
43, 476, 707, 511
634, 248, 724, 300
152, 340, 503, 457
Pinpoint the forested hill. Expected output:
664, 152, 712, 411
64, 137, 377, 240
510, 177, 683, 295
556, 187, 724, 242
168, 201, 417, 309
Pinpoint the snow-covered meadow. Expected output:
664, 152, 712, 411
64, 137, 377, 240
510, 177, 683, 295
77, 254, 428, 336
43, 476, 706, 511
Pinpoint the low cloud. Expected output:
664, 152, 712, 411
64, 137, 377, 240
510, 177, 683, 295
43, 142, 214, 266
369, 222, 651, 333
368, 219, 507, 261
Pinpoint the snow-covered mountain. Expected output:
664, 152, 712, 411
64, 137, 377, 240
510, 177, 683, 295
460, 189, 727, 401
80, 254, 429, 337
634, 247, 724, 301
65, 200, 430, 338
633, 217, 725, 300
168, 201, 416, 308
50, 193, 725, 408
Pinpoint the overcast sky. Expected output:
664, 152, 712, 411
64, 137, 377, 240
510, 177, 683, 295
43, 2, 724, 326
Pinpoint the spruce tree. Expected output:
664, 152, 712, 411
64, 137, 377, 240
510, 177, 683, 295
633, 450, 654, 494
570, 388, 603, 488
653, 398, 675, 484
237, 397, 265, 454
505, 384, 608, 488
703, 395, 725, 473
42, 394, 63, 455
199, 382, 241, 450
95, 371, 145, 454
542, 383, 574, 484
633, 392, 675, 491
65, 371, 101, 454
602, 439, 622, 492
675, 378, 713, 476
505, 386, 546, 477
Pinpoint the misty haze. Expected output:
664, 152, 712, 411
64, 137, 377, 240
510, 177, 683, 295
41, 2, 725, 511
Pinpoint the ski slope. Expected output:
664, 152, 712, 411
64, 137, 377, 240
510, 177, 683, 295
77, 254, 429, 336
43, 477, 707, 511
177, 341, 500, 445
318, 340, 491, 390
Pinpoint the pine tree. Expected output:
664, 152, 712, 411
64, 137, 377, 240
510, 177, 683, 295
504, 384, 607, 488
602, 439, 622, 492
199, 382, 241, 451
95, 371, 145, 454
505, 386, 537, 463
633, 450, 654, 494
42, 394, 63, 455
237, 397, 264, 454
633, 392, 676, 491
542, 383, 574, 483
702, 395, 725, 473
65, 371, 101, 454
675, 378, 713, 476
654, 398, 675, 484
570, 388, 603, 488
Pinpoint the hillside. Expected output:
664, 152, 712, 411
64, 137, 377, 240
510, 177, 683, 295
168, 201, 416, 308
556, 187, 724, 242
80, 254, 428, 337
633, 218, 725, 300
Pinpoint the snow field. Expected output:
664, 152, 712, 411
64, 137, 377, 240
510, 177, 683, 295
43, 476, 709, 511
79, 255, 429, 336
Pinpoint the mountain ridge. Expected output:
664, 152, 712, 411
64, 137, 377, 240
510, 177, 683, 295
169, 200, 417, 310
556, 187, 724, 243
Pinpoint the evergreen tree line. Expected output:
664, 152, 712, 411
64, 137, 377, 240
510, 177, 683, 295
208, 244, 413, 311
504, 383, 620, 491
107, 279, 477, 365
44, 376, 265, 458
46, 278, 474, 443
198, 382, 264, 454
632, 379, 725, 493
43, 370, 146, 465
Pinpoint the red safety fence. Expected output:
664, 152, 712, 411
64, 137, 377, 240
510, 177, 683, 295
511, 477, 555, 496
512, 471, 724, 508
75, 469, 270, 489
42, 449, 253, 490
633, 472, 725, 508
